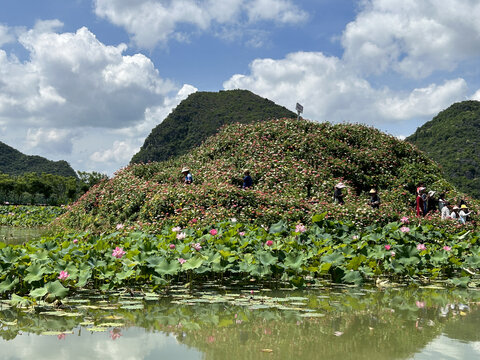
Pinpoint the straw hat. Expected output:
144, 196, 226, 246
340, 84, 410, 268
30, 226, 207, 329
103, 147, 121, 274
369, 189, 377, 194
461, 204, 468, 209
181, 167, 190, 173
336, 182, 346, 189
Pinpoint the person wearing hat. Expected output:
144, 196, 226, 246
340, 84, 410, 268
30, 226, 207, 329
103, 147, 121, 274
426, 190, 437, 214
242, 169, 253, 189
333, 182, 346, 205
368, 188, 381, 209
450, 205, 459, 220
459, 204, 471, 224
182, 167, 193, 184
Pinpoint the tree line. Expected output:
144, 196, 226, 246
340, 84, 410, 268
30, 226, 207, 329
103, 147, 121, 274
0, 171, 108, 206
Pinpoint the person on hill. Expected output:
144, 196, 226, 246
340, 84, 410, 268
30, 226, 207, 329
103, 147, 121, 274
333, 183, 346, 205
426, 191, 437, 214
368, 189, 381, 209
459, 204, 471, 224
438, 192, 446, 212
441, 202, 451, 220
242, 169, 253, 189
421, 190, 428, 215
182, 167, 193, 184
416, 187, 425, 217
451, 206, 459, 220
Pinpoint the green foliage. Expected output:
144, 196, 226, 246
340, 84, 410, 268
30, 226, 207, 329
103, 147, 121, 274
0, 205, 64, 227
1, 218, 480, 300
58, 118, 474, 233
130, 89, 297, 164
407, 100, 480, 198
0, 141, 76, 177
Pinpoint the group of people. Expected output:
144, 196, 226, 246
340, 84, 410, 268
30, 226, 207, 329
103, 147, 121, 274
182, 168, 473, 223
333, 182, 380, 209
181, 167, 253, 189
416, 185, 472, 223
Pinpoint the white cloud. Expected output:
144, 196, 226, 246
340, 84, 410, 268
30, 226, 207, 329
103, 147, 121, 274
26, 128, 76, 155
0, 24, 15, 46
90, 140, 139, 163
342, 0, 480, 78
93, 0, 307, 48
223, 52, 468, 127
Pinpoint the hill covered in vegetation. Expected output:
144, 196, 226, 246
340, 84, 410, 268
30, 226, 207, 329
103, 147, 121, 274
407, 101, 480, 198
130, 90, 297, 164
57, 118, 469, 233
0, 141, 76, 178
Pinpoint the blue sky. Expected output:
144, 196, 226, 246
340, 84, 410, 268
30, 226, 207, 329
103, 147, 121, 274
0, 0, 479, 175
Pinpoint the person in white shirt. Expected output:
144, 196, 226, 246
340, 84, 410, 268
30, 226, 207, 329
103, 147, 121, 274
441, 203, 451, 220
459, 204, 471, 224
451, 206, 459, 220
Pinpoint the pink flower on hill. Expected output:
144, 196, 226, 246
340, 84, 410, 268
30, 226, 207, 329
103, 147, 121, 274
112, 247, 126, 259
58, 270, 70, 281
400, 216, 409, 224
172, 226, 182, 232
295, 224, 306, 233
169, 244, 176, 249
176, 232, 186, 240
417, 244, 426, 251
385, 245, 391, 250
192, 243, 202, 251
391, 251, 396, 257
443, 245, 451, 251
210, 229, 218, 236
116, 223, 124, 230
73, 239, 78, 244
265, 240, 273, 246
400, 226, 410, 233
239, 231, 245, 236
178, 258, 186, 264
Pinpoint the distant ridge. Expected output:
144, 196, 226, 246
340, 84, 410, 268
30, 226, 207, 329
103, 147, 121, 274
130, 89, 297, 164
407, 100, 480, 198
0, 141, 76, 177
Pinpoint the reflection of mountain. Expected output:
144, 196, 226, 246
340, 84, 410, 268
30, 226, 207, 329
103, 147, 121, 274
443, 308, 480, 342
1, 289, 480, 360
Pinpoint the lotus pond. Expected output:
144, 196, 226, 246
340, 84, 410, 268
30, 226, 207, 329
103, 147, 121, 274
1, 285, 480, 360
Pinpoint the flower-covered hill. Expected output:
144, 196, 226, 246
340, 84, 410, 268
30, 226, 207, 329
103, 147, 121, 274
57, 118, 469, 232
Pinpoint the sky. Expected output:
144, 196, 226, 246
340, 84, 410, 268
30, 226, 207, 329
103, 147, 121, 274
1, 0, 480, 175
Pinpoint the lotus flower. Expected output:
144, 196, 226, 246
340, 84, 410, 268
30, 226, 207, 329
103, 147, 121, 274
116, 223, 124, 230
295, 224, 306, 233
58, 270, 70, 281
400, 216, 409, 224
178, 258, 187, 264
192, 243, 202, 251
266, 240, 273, 246
172, 226, 182, 232
210, 229, 218, 236
400, 226, 410, 233
169, 244, 176, 249
443, 245, 451, 251
417, 244, 426, 251
385, 245, 391, 250
112, 246, 126, 259
176, 232, 186, 240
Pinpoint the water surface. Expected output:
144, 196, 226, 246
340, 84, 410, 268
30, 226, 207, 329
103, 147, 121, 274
0, 226, 45, 245
1, 286, 479, 360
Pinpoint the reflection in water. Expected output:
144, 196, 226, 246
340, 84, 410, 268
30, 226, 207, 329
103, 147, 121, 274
0, 226, 45, 245
0, 287, 480, 360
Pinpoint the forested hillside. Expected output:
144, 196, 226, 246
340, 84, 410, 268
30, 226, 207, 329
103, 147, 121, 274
130, 89, 296, 164
0, 141, 76, 178
407, 101, 480, 198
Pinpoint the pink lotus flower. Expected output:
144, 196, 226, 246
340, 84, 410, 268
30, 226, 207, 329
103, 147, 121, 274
172, 226, 182, 232
239, 231, 245, 236
112, 246, 126, 259
178, 258, 186, 264
210, 229, 218, 236
116, 223, 124, 230
400, 216, 409, 224
443, 245, 451, 251
73, 239, 78, 244
385, 245, 391, 250
416, 301, 425, 308
57, 333, 66, 340
417, 244, 426, 251
176, 232, 186, 240
295, 224, 306, 233
169, 244, 176, 249
265, 240, 273, 246
110, 329, 122, 340
192, 243, 202, 251
400, 226, 410, 233
391, 251, 396, 257
58, 270, 70, 281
